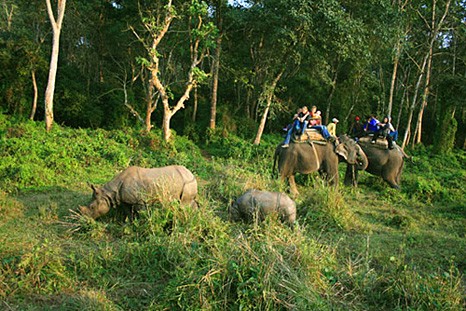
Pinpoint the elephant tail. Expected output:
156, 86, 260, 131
396, 145, 412, 162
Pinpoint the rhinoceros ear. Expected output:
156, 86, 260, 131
88, 182, 97, 193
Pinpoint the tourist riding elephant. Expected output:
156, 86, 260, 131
344, 143, 409, 189
273, 135, 368, 195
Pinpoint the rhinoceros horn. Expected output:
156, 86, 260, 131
78, 205, 91, 216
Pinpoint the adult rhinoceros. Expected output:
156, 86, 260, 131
79, 165, 198, 219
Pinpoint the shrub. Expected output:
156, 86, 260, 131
299, 182, 359, 231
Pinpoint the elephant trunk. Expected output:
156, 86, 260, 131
355, 146, 368, 171
344, 164, 359, 187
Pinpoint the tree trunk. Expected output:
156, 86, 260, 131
413, 0, 451, 144
145, 103, 153, 133
133, 0, 207, 142
388, 43, 400, 118
162, 102, 172, 142
44, 27, 60, 131
145, 76, 155, 133
209, 4, 222, 130
325, 70, 338, 125
396, 85, 407, 130
122, 79, 144, 124
389, 0, 409, 118
414, 35, 434, 145
30, 70, 38, 120
192, 86, 198, 122
253, 70, 284, 145
44, 0, 66, 132
401, 53, 429, 149
4, 3, 14, 31
160, 70, 196, 141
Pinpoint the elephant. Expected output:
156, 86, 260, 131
344, 142, 409, 189
273, 134, 368, 195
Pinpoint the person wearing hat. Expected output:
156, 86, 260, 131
349, 115, 365, 139
327, 117, 339, 137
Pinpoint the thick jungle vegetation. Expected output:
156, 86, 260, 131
1, 0, 465, 147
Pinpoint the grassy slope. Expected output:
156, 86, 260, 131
0, 117, 465, 310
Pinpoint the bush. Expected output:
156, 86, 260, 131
299, 182, 360, 231
0, 120, 207, 192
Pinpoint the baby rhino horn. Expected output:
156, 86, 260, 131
78, 205, 89, 215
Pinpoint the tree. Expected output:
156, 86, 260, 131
412, 0, 452, 144
209, 0, 227, 130
134, 0, 216, 140
44, 0, 66, 131
387, 0, 410, 119
0, 1, 48, 119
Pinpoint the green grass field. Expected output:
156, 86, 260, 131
1, 117, 465, 310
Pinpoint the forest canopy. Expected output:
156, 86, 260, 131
1, 0, 465, 150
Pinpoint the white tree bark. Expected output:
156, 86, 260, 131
253, 70, 283, 145
413, 0, 451, 144
30, 70, 38, 120
44, 0, 66, 131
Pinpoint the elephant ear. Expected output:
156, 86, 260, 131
335, 143, 349, 161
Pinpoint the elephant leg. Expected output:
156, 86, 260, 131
395, 172, 402, 186
288, 175, 299, 196
382, 169, 399, 189
324, 163, 339, 186
395, 162, 404, 186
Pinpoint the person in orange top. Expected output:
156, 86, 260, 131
309, 106, 322, 126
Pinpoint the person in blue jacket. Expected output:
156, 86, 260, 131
364, 115, 380, 136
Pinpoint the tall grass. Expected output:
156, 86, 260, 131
0, 116, 465, 310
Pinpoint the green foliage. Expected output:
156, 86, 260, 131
433, 75, 465, 154
192, 67, 211, 84
0, 118, 465, 310
0, 118, 206, 192
205, 129, 278, 164
299, 181, 361, 231
336, 242, 465, 310
402, 146, 465, 204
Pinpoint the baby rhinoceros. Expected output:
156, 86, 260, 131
79, 165, 197, 219
230, 190, 296, 226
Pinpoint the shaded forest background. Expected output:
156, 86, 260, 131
1, 0, 465, 150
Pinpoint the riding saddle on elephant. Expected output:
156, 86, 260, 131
358, 135, 392, 149
291, 128, 327, 144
